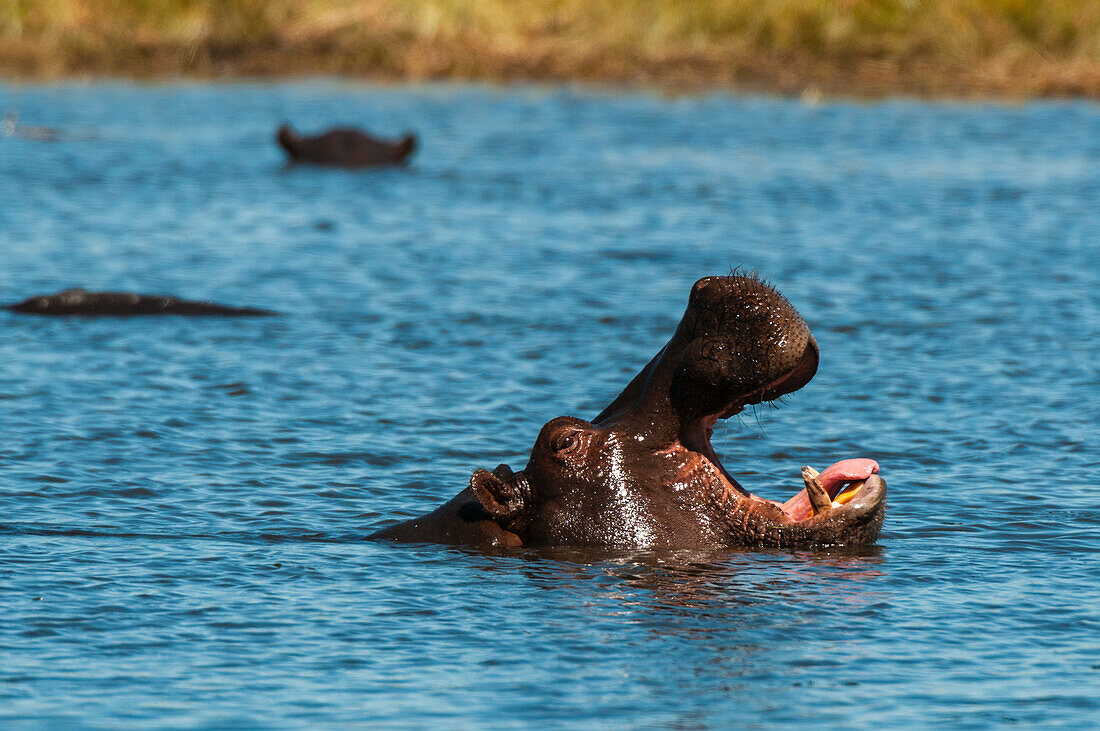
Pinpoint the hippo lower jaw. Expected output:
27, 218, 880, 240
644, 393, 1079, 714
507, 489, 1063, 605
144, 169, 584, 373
674, 352, 887, 548
670, 423, 886, 547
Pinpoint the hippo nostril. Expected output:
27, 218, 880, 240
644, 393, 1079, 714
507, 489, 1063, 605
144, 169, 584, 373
692, 277, 717, 294
689, 276, 724, 308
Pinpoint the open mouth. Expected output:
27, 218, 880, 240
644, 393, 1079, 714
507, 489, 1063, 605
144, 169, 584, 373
678, 343, 880, 525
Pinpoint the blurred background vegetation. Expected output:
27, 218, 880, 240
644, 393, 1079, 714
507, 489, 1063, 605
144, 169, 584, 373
3, 0, 1100, 95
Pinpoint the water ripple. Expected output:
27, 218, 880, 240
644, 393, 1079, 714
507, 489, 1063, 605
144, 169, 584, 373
0, 82, 1098, 727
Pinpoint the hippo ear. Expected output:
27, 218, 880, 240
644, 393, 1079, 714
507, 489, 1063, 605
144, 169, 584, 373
470, 465, 527, 521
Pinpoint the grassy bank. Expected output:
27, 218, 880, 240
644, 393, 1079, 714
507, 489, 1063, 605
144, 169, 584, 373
5, 0, 1100, 96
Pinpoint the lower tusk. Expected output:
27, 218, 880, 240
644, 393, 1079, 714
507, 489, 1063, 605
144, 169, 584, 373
801, 465, 831, 515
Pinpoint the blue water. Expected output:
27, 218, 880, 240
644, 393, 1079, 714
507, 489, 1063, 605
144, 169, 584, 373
1, 81, 1098, 728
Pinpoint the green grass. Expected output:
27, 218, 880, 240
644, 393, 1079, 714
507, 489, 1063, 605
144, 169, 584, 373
5, 0, 1100, 95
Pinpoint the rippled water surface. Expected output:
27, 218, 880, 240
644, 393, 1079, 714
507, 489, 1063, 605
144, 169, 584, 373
2, 82, 1098, 727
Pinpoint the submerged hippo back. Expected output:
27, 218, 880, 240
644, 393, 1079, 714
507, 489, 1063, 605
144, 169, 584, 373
5, 289, 277, 316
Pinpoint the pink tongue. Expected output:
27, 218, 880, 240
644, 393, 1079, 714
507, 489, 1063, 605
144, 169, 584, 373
817, 459, 879, 492
781, 458, 879, 522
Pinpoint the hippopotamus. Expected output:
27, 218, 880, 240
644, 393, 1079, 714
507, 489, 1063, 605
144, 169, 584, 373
4, 288, 277, 316
276, 124, 417, 167
371, 274, 886, 549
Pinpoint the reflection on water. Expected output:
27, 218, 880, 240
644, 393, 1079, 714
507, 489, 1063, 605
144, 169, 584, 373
1, 82, 1098, 727
510, 544, 886, 612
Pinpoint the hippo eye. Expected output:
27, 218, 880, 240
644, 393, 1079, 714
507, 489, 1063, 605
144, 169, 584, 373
549, 428, 583, 459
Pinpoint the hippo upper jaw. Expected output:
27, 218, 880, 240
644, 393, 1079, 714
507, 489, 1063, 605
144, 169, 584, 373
727, 335, 820, 415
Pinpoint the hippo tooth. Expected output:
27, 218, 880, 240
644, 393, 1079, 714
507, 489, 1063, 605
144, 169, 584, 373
801, 465, 831, 515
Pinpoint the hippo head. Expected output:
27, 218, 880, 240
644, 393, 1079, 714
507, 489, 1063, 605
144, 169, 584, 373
469, 275, 885, 548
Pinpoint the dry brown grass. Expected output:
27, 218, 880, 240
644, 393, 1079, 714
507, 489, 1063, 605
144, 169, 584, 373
5, 0, 1100, 96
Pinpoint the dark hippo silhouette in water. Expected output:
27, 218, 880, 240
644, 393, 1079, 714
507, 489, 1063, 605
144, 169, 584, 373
372, 274, 886, 549
276, 124, 417, 167
5, 288, 277, 316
